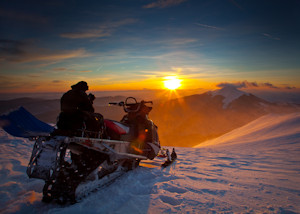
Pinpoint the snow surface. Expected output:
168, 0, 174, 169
195, 112, 300, 148
211, 86, 249, 108
1, 113, 300, 213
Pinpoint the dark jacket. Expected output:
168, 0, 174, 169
61, 87, 94, 113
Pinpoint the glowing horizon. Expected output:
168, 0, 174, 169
0, 1, 299, 94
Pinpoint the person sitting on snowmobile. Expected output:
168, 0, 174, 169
55, 81, 102, 136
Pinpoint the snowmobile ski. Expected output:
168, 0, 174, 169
161, 148, 177, 168
161, 158, 176, 168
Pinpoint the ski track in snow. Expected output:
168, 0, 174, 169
1, 113, 300, 213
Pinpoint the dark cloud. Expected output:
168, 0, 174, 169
285, 86, 296, 90
228, 0, 244, 10
262, 82, 278, 89
143, 0, 187, 9
217, 81, 258, 89
216, 82, 240, 88
52, 80, 62, 83
0, 9, 47, 24
0, 39, 91, 64
0, 39, 27, 56
217, 81, 283, 89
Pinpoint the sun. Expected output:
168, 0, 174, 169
163, 76, 181, 90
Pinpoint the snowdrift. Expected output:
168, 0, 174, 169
1, 113, 300, 213
195, 112, 300, 148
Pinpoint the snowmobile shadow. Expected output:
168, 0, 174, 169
48, 167, 157, 213
162, 160, 177, 174
59, 159, 178, 213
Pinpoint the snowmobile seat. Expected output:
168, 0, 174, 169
104, 119, 137, 141
104, 119, 129, 135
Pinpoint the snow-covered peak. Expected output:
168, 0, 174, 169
211, 85, 248, 108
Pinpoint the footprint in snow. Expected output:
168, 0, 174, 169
159, 195, 182, 206
165, 185, 188, 194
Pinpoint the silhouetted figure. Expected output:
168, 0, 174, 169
56, 81, 101, 135
61, 81, 94, 112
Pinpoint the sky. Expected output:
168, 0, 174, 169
0, 0, 300, 94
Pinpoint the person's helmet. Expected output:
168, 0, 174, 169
71, 81, 89, 91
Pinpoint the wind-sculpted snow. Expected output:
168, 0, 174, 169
1, 113, 300, 213
195, 112, 300, 148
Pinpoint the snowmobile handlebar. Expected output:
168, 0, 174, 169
109, 97, 153, 113
109, 101, 124, 106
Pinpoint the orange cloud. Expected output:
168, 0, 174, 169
2, 47, 91, 63
80, 70, 93, 73
60, 29, 111, 39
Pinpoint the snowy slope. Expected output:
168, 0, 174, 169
195, 112, 300, 148
1, 113, 300, 213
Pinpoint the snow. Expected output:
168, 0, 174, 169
1, 112, 300, 213
211, 86, 249, 108
195, 112, 300, 148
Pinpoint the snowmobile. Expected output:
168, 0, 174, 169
0, 96, 177, 204
23, 97, 162, 204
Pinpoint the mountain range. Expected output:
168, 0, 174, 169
151, 86, 299, 146
1, 86, 299, 147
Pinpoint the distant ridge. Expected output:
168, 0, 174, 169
0, 91, 299, 147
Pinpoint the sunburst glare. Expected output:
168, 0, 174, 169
163, 76, 181, 90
